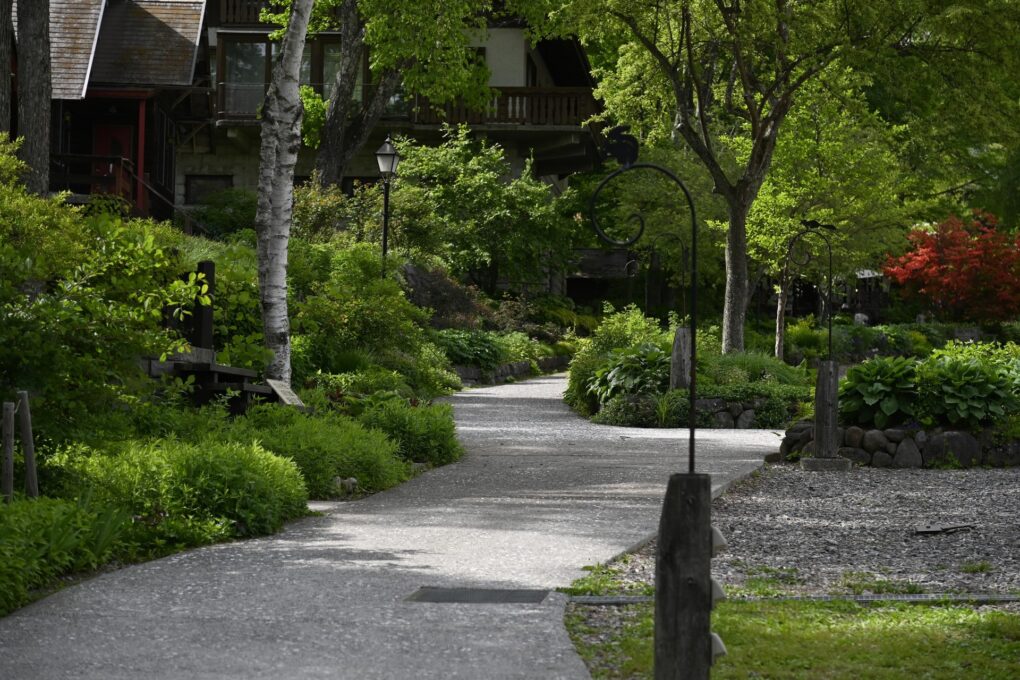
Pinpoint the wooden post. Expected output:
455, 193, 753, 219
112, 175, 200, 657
656, 473, 712, 679
802, 360, 851, 470
670, 327, 692, 390
814, 360, 839, 457
18, 391, 38, 498
2, 402, 13, 503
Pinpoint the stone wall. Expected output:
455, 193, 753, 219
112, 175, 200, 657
694, 398, 762, 429
782, 421, 1020, 468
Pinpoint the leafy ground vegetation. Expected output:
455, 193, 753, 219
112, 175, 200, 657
0, 133, 588, 616
565, 305, 812, 429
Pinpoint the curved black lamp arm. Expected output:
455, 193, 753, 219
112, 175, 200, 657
589, 153, 700, 474
784, 223, 835, 360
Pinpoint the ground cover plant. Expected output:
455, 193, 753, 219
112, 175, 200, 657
569, 306, 811, 428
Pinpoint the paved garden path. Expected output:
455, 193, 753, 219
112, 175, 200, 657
0, 374, 780, 679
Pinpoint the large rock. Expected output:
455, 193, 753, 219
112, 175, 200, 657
862, 429, 889, 454
727, 402, 744, 418
872, 451, 893, 468
696, 398, 726, 413
838, 447, 870, 465
713, 411, 736, 428
892, 438, 923, 468
984, 441, 1020, 467
845, 426, 865, 448
884, 428, 907, 443
736, 409, 755, 429
923, 431, 982, 468
914, 430, 929, 448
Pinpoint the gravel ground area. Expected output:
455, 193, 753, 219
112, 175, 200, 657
614, 464, 1020, 598
566, 464, 1020, 677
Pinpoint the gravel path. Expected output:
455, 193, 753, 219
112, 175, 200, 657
614, 464, 1020, 597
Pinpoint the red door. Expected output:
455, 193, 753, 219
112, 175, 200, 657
92, 124, 134, 199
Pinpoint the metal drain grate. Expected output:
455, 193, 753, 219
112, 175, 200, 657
406, 587, 550, 604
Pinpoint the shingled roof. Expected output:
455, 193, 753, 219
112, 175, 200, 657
14, 0, 106, 100
91, 1, 206, 88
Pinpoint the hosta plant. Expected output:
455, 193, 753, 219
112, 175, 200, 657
587, 343, 671, 406
839, 356, 917, 428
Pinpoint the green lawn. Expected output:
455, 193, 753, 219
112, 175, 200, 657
567, 599, 1020, 679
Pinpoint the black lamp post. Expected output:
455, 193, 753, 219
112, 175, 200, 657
590, 127, 725, 678
784, 219, 836, 359
375, 135, 400, 278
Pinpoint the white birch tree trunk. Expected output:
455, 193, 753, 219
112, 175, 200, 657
254, 0, 313, 384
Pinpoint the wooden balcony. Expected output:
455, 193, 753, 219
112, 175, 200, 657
220, 0, 269, 25
411, 87, 597, 127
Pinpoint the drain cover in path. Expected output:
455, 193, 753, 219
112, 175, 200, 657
405, 587, 550, 604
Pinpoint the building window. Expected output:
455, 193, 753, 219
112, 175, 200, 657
218, 34, 365, 117
185, 174, 233, 204
221, 36, 272, 116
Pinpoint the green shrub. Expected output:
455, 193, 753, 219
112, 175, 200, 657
433, 328, 505, 369
839, 356, 918, 428
51, 438, 308, 553
1, 208, 204, 442
565, 305, 669, 415
308, 368, 414, 402
494, 331, 544, 365
379, 340, 462, 398
185, 188, 257, 240
229, 405, 409, 497
358, 401, 463, 467
702, 352, 809, 387
591, 394, 658, 427
0, 497, 130, 616
588, 343, 671, 405
915, 356, 1018, 429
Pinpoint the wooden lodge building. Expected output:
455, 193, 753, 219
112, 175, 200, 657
12, 0, 600, 218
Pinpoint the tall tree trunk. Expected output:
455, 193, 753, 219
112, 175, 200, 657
15, 0, 49, 193
313, 0, 402, 187
254, 0, 313, 384
0, 0, 12, 133
721, 204, 750, 353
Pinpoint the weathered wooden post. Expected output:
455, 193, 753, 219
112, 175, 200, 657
2, 401, 14, 503
801, 360, 849, 470
670, 327, 692, 390
18, 391, 39, 497
656, 473, 712, 679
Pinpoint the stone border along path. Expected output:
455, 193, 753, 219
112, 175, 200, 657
0, 374, 780, 680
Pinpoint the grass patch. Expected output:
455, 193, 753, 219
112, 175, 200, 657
960, 561, 994, 574
559, 562, 654, 597
838, 571, 925, 595
728, 565, 804, 598
568, 599, 1020, 679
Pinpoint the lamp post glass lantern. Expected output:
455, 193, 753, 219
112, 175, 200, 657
375, 135, 400, 277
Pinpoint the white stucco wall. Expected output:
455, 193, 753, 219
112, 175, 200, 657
469, 28, 527, 87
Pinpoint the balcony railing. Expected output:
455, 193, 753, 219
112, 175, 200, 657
215, 82, 597, 128
220, 0, 269, 25
411, 88, 597, 127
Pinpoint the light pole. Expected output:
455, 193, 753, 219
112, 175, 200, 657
590, 127, 726, 678
375, 135, 400, 278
